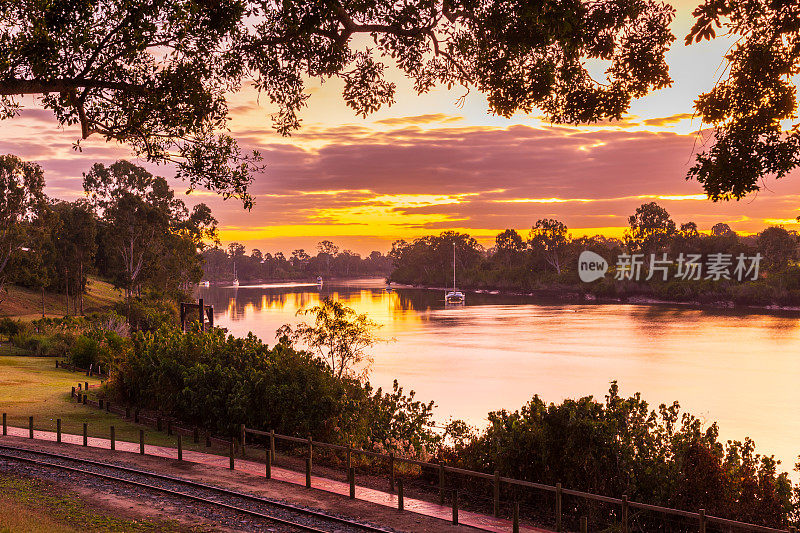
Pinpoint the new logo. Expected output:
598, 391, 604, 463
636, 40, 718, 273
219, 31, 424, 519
578, 251, 608, 282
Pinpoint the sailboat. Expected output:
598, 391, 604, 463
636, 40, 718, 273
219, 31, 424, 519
232, 262, 239, 287
445, 243, 465, 305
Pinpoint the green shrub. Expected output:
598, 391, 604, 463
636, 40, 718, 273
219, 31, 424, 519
0, 317, 22, 339
70, 335, 101, 368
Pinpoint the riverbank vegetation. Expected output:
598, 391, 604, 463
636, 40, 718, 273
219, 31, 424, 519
389, 202, 800, 307
201, 241, 392, 283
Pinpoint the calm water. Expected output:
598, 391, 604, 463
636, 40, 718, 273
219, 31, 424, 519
199, 278, 800, 474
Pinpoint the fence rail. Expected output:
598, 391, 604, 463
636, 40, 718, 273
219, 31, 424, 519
245, 425, 795, 533
54, 373, 798, 533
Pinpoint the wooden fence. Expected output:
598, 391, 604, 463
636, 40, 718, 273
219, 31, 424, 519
59, 381, 799, 533
242, 425, 798, 533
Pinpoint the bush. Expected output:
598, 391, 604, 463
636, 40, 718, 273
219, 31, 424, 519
0, 317, 22, 339
10, 331, 53, 356
110, 325, 439, 452
70, 335, 101, 368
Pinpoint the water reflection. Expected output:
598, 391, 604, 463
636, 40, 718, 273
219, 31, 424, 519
200, 278, 800, 478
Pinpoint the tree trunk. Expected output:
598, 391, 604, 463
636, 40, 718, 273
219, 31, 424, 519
65, 268, 70, 316
79, 262, 84, 315
41, 287, 45, 318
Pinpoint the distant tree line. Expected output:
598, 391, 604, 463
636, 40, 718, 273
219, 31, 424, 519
0, 155, 217, 315
202, 240, 392, 282
389, 202, 800, 306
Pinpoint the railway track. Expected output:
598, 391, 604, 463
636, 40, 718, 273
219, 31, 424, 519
0, 443, 395, 533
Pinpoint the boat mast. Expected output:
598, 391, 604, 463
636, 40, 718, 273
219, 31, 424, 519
453, 242, 456, 291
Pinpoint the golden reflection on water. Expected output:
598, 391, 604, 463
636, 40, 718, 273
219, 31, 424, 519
201, 280, 800, 479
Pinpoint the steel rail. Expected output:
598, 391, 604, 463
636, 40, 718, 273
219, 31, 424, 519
0, 444, 391, 533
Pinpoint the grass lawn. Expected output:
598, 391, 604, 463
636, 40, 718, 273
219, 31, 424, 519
0, 356, 224, 455
0, 472, 190, 532
0, 276, 122, 319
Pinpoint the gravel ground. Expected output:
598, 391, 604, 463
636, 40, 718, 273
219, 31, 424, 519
0, 447, 395, 533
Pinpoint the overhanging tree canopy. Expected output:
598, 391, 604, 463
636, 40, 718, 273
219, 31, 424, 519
0, 0, 676, 207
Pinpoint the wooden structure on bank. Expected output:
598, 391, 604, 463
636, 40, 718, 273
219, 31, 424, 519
180, 298, 214, 332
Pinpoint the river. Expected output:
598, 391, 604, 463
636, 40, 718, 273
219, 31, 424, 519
199, 278, 800, 475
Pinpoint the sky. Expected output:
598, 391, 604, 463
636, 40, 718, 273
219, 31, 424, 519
4, 0, 800, 256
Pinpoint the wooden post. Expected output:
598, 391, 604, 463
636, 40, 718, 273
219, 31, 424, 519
110, 426, 115, 450
71, 386, 75, 397
139, 430, 145, 454
193, 427, 199, 444
452, 489, 458, 525
265, 445, 271, 479
622, 495, 629, 533
346, 443, 352, 469
229, 441, 234, 470
56, 419, 61, 443
240, 424, 246, 457
82, 423, 88, 446
2, 413, 5, 435
307, 435, 313, 470
198, 298, 204, 331
349, 467, 355, 499
493, 470, 500, 517
439, 464, 445, 505
397, 479, 404, 511
699, 509, 706, 533
85, 381, 88, 390
556, 482, 562, 532
389, 452, 395, 492
270, 429, 275, 462
580, 516, 588, 533
305, 457, 312, 488
78, 382, 82, 391
513, 502, 520, 533
177, 434, 183, 461
82, 394, 86, 405
98, 399, 103, 409
28, 416, 33, 439
105, 400, 110, 413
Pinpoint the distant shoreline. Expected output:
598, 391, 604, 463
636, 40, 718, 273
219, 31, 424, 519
394, 282, 800, 314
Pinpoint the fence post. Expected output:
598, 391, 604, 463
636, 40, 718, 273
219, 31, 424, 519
105, 400, 110, 413
85, 381, 88, 390
580, 516, 588, 533
82, 423, 87, 446
205, 432, 211, 447
346, 442, 352, 469
265, 445, 271, 479
493, 470, 500, 518
110, 426, 115, 450
99, 399, 103, 410
452, 489, 458, 525
193, 427, 199, 444
177, 434, 183, 461
28, 416, 33, 439
270, 429, 275, 462
78, 382, 82, 391
439, 464, 445, 505
305, 457, 312, 488
513, 502, 520, 533
71, 386, 75, 397
139, 430, 145, 454
229, 441, 234, 470
389, 452, 395, 492
349, 467, 356, 499
307, 435, 313, 470
699, 509, 706, 533
2, 413, 5, 435
82, 394, 86, 405
556, 482, 562, 532
397, 479, 404, 511
622, 495, 629, 533
240, 424, 246, 458
56, 419, 61, 443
